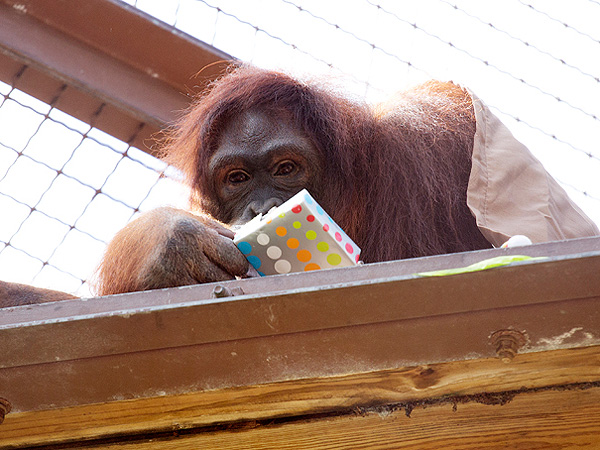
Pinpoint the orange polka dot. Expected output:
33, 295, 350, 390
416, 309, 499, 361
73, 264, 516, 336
296, 249, 312, 262
276, 226, 287, 237
287, 238, 300, 249
304, 263, 321, 271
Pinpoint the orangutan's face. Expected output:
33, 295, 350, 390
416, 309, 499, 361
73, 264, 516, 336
207, 108, 323, 225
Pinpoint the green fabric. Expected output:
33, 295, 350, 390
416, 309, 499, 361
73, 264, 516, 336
418, 255, 547, 277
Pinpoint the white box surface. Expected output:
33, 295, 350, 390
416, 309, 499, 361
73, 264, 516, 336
234, 189, 361, 276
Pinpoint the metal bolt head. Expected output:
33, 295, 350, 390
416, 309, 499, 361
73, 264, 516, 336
212, 285, 231, 298
490, 330, 528, 363
0, 398, 12, 425
212, 285, 244, 298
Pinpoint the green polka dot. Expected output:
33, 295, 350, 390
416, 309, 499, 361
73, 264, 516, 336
279, 212, 286, 218
327, 253, 342, 266
305, 230, 317, 240
293, 221, 302, 229
317, 242, 329, 252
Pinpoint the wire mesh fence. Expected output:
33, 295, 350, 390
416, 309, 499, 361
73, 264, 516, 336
130, 0, 600, 221
1, 0, 599, 297
0, 75, 186, 296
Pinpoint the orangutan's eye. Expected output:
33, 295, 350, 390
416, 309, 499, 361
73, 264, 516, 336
274, 160, 297, 176
227, 170, 250, 184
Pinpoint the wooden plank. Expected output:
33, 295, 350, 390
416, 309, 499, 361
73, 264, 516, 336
2, 295, 600, 415
2, 240, 599, 447
85, 387, 600, 450
0, 3, 185, 128
1, 345, 599, 448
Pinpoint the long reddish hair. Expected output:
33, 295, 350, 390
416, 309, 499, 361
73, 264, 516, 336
161, 65, 490, 263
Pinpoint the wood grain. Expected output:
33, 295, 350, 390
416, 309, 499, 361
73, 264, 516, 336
1, 345, 599, 448
93, 387, 600, 450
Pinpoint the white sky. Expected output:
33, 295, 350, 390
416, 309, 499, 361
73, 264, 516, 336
0, 0, 599, 296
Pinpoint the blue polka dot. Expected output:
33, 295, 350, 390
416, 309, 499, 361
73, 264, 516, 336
237, 241, 252, 255
247, 255, 262, 269
305, 194, 313, 204
316, 205, 324, 215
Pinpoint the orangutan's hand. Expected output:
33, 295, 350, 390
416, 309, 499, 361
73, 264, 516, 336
95, 207, 252, 295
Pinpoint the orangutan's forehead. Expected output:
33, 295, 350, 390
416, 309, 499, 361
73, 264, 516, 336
208, 108, 318, 174
218, 108, 300, 147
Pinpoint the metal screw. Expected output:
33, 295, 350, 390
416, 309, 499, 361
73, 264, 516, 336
212, 285, 230, 298
0, 398, 12, 425
490, 330, 527, 363
212, 285, 244, 298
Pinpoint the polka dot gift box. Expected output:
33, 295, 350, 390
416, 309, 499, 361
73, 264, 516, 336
234, 189, 361, 276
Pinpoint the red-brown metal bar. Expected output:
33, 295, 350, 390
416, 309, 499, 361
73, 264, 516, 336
0, 0, 232, 152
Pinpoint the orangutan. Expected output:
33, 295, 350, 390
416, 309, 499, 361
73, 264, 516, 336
93, 65, 597, 296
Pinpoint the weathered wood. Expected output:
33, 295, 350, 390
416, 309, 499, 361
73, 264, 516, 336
88, 387, 600, 450
1, 345, 599, 448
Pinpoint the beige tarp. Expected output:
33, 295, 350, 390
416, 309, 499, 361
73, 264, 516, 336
467, 92, 599, 247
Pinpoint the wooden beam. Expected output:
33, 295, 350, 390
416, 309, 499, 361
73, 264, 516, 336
93, 388, 600, 449
1, 346, 599, 448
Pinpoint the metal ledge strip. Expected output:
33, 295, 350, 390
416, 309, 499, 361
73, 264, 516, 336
2, 238, 599, 367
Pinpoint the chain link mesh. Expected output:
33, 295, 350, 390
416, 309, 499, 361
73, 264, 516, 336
0, 76, 186, 296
